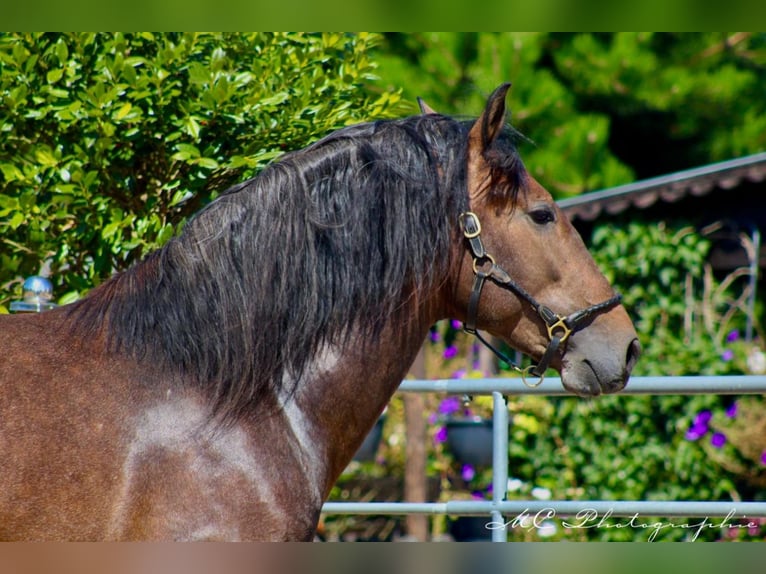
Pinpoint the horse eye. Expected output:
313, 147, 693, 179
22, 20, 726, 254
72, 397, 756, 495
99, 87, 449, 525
529, 207, 556, 225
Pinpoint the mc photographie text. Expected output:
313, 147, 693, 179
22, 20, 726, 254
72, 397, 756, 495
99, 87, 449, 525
487, 507, 759, 541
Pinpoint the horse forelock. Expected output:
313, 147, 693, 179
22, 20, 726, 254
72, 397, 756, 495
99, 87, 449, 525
65, 113, 526, 422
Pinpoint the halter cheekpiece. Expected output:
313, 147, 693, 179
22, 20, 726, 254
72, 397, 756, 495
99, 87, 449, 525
458, 211, 622, 387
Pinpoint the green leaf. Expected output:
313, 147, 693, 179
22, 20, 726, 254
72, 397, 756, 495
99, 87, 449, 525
46, 68, 64, 83
101, 220, 122, 239
171, 143, 200, 161
0, 163, 24, 182
113, 102, 132, 120
8, 212, 25, 229
195, 157, 219, 170
184, 116, 200, 139
57, 291, 81, 305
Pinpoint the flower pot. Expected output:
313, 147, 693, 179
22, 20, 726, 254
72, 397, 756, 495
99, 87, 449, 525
445, 418, 496, 467
353, 416, 385, 462
449, 516, 493, 541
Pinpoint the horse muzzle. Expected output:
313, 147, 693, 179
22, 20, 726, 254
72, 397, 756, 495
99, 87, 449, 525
560, 336, 641, 396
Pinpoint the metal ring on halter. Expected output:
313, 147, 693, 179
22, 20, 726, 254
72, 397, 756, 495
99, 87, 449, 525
518, 364, 545, 388
471, 253, 495, 274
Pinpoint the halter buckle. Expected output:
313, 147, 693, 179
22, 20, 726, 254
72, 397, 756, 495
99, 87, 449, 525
459, 212, 482, 239
546, 316, 573, 345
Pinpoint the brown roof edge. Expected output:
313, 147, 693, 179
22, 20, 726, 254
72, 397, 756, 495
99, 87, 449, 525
558, 151, 766, 222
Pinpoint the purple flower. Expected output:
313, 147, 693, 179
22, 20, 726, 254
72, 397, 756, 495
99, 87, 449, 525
443, 345, 458, 360
452, 368, 467, 379
429, 330, 442, 343
685, 424, 708, 441
722, 349, 734, 362
711, 432, 726, 448
686, 411, 712, 441
461, 464, 476, 482
695, 410, 712, 425
760, 451, 766, 466
434, 426, 448, 445
725, 402, 738, 419
726, 330, 740, 343
438, 396, 462, 415
450, 319, 463, 330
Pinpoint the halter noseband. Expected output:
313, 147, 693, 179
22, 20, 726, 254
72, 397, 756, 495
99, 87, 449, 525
458, 211, 622, 388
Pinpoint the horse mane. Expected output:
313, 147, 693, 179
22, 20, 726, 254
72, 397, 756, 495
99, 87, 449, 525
66, 113, 526, 422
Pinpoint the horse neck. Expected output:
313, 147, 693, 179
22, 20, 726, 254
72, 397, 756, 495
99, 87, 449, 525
286, 301, 437, 495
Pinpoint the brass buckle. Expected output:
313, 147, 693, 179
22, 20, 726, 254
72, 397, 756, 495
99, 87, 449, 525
546, 316, 573, 345
459, 212, 482, 239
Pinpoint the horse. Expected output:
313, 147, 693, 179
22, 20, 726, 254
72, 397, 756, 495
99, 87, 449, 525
0, 83, 640, 540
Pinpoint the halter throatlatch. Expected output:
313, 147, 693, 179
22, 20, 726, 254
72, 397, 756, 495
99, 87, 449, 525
458, 211, 622, 388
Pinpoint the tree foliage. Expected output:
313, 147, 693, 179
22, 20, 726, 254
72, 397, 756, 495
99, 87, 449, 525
373, 32, 766, 194
0, 32, 402, 309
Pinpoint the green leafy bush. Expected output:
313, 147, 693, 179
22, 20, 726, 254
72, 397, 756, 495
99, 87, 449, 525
0, 32, 402, 310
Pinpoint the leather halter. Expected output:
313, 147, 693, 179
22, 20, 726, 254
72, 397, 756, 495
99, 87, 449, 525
458, 211, 622, 387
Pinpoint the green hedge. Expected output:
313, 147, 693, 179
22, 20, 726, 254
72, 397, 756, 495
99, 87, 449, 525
0, 32, 402, 309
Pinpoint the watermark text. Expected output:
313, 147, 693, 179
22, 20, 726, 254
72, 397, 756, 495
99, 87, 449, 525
486, 507, 759, 541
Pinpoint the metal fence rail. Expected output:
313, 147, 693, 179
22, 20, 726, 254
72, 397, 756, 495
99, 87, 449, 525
321, 375, 766, 541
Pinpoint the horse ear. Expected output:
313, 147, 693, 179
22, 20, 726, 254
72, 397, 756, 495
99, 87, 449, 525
417, 97, 437, 115
469, 82, 512, 152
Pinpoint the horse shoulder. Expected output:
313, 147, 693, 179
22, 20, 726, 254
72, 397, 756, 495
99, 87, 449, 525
107, 395, 320, 540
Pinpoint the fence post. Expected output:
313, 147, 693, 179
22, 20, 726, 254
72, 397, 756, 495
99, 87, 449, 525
490, 390, 509, 542
9, 276, 57, 313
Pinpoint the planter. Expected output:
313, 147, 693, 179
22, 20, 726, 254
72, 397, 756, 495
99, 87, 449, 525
445, 418, 498, 468
353, 416, 385, 462
449, 516, 493, 541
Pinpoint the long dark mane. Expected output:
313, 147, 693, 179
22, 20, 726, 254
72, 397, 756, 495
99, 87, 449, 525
66, 113, 526, 421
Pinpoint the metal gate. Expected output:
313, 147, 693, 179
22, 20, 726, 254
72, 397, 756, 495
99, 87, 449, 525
321, 375, 766, 542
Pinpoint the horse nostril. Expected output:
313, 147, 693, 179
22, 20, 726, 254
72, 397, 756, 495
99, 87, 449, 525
626, 338, 641, 374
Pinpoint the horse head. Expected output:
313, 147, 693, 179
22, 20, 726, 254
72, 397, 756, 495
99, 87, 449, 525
441, 83, 640, 395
